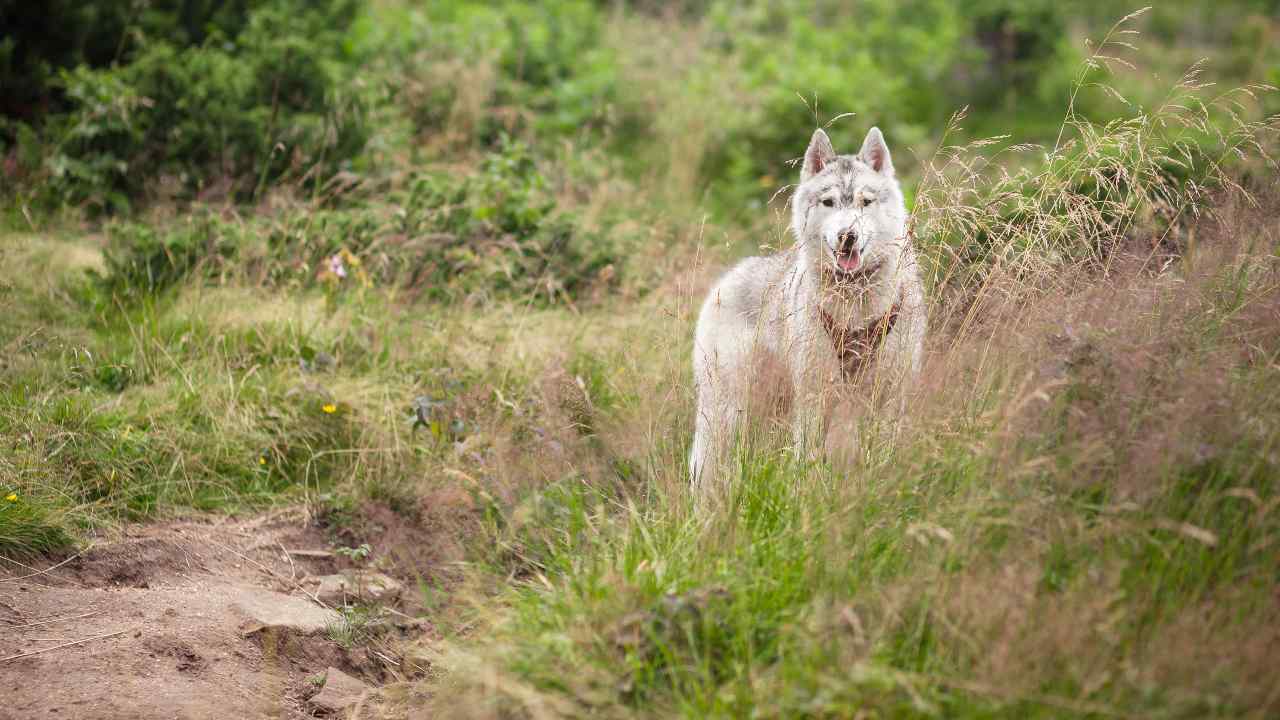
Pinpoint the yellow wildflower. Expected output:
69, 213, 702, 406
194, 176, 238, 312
4, 493, 16, 502
322, 403, 338, 414
259, 456, 267, 466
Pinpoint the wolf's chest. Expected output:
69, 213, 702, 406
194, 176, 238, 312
817, 292, 903, 380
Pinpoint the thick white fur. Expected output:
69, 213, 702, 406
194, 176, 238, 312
689, 127, 926, 497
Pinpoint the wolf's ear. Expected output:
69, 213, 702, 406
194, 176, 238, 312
859, 127, 894, 176
802, 128, 836, 182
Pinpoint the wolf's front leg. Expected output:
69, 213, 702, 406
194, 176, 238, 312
791, 406, 824, 462
690, 343, 749, 504
790, 346, 838, 462
690, 388, 747, 508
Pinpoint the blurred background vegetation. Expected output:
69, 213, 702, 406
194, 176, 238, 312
3, 0, 1277, 218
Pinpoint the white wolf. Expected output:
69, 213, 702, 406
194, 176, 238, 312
689, 127, 926, 495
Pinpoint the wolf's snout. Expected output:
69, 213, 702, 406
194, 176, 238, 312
835, 229, 861, 272
837, 229, 858, 252
837, 229, 859, 255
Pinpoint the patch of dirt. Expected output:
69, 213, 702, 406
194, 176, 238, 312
143, 634, 206, 673
0, 511, 426, 720
71, 536, 192, 588
325, 500, 469, 596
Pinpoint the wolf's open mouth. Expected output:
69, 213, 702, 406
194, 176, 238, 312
831, 251, 876, 281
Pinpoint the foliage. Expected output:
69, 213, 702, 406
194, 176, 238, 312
0, 0, 257, 121
17, 0, 1270, 214
91, 139, 625, 305
400, 139, 622, 303
9, 0, 366, 213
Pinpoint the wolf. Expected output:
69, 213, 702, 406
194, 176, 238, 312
689, 127, 926, 496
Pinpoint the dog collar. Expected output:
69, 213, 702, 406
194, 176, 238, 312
818, 287, 904, 379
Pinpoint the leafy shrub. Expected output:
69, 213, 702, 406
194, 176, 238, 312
32, 0, 366, 212
0, 0, 258, 122
94, 217, 239, 300
696, 0, 1084, 210
399, 139, 620, 302
42, 67, 148, 213
382, 1, 633, 148
94, 140, 625, 305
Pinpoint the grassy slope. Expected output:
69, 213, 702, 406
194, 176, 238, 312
3, 5, 1279, 719
3, 195, 1278, 719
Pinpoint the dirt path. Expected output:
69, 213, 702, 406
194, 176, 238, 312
0, 511, 414, 720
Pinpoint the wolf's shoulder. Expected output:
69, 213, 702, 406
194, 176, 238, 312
715, 252, 790, 294
724, 248, 793, 278
702, 251, 793, 316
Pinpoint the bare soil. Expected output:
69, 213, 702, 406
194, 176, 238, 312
0, 510, 423, 720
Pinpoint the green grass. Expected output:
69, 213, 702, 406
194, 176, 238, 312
0, 231, 453, 554
0, 494, 74, 560
0, 219, 651, 559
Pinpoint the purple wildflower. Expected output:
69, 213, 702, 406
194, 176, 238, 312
327, 254, 347, 279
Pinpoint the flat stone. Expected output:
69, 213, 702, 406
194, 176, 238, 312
229, 585, 340, 635
309, 666, 372, 713
313, 572, 403, 605
284, 548, 334, 558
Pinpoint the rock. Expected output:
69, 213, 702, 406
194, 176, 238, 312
230, 585, 340, 635
313, 572, 403, 605
309, 667, 372, 714
283, 548, 334, 559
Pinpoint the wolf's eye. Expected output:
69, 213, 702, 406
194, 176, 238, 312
861, 196, 874, 207
821, 198, 835, 207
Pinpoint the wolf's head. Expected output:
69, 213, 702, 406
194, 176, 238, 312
790, 127, 908, 284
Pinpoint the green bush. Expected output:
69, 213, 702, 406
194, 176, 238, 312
696, 0, 1083, 210
94, 140, 625, 305
31, 0, 366, 212
381, 1, 633, 147
0, 0, 257, 122
93, 217, 239, 300
400, 139, 621, 303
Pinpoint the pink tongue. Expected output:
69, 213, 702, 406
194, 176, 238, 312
837, 254, 861, 272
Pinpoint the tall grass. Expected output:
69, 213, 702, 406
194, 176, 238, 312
411, 14, 1280, 719
915, 9, 1278, 336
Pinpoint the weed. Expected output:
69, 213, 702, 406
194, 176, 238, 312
336, 543, 373, 562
